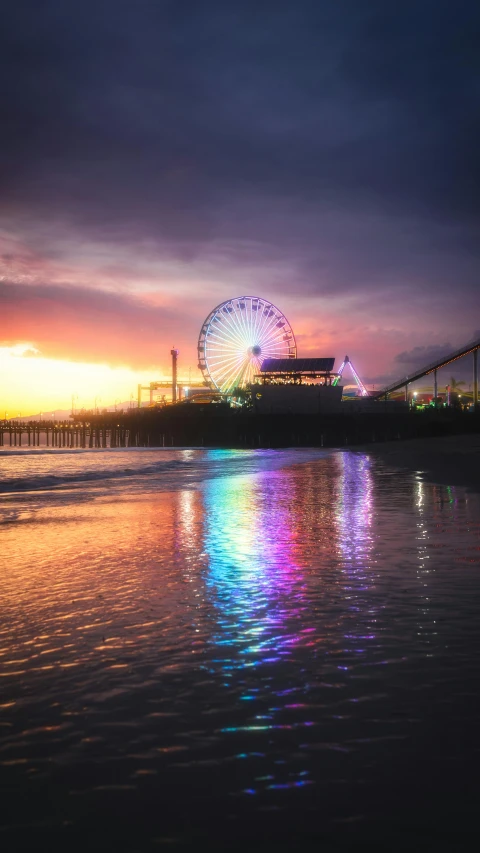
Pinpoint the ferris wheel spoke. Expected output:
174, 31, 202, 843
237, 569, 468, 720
207, 353, 249, 373
264, 340, 291, 353
219, 356, 249, 391
251, 297, 265, 343
259, 334, 285, 357
215, 307, 245, 342
258, 312, 288, 345
263, 332, 291, 353
262, 342, 291, 359
258, 306, 286, 347
255, 300, 274, 343
208, 350, 252, 372
206, 325, 245, 350
257, 300, 273, 340
250, 302, 265, 346
231, 299, 251, 347
217, 325, 247, 354
205, 326, 238, 346
208, 365, 244, 382
228, 361, 250, 390
246, 297, 257, 342
238, 299, 251, 345
261, 320, 292, 348
211, 314, 246, 349
206, 345, 245, 359
243, 357, 258, 383
227, 299, 250, 343
257, 310, 280, 347
205, 338, 241, 359
206, 338, 247, 357
210, 302, 245, 341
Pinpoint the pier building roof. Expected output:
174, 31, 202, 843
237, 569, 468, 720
260, 358, 335, 374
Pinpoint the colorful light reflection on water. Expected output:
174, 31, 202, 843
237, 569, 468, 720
1, 447, 480, 849
203, 465, 305, 670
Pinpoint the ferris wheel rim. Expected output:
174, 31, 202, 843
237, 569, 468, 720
197, 295, 297, 394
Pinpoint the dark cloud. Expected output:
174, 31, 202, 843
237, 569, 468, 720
1, 0, 479, 310
394, 343, 453, 366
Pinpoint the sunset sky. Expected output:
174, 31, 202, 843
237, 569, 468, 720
1, 0, 479, 414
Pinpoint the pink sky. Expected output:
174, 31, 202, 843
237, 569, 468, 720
1, 225, 477, 415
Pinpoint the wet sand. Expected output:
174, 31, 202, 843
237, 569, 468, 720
355, 432, 480, 491
2, 447, 480, 851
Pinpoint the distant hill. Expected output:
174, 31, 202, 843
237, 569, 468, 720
6, 402, 144, 422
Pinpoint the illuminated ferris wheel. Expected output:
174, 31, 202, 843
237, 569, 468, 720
198, 296, 297, 394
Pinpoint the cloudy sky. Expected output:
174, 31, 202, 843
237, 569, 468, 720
1, 0, 479, 412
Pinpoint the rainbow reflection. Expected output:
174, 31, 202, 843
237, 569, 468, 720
334, 452, 377, 656
202, 463, 306, 670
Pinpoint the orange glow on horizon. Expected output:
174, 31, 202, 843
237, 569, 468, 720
0, 345, 198, 416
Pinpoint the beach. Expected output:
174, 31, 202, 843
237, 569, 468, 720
356, 432, 480, 491
1, 446, 480, 851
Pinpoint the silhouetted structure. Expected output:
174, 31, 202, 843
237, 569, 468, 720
373, 335, 480, 407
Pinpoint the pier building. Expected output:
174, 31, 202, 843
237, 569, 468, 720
251, 358, 343, 414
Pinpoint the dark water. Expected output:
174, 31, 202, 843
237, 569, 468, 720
1, 448, 479, 851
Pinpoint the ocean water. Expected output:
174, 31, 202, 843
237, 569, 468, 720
1, 447, 479, 851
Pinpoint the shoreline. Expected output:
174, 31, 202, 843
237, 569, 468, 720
353, 433, 480, 492
2, 433, 480, 494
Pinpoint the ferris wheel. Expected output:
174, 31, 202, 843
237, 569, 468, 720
198, 296, 297, 394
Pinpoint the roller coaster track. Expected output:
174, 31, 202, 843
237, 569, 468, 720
372, 336, 480, 400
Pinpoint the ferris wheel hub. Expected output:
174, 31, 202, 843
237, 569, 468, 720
250, 345, 262, 357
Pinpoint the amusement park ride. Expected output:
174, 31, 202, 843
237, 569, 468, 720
138, 295, 370, 406
333, 355, 369, 397
137, 292, 479, 408
197, 296, 297, 393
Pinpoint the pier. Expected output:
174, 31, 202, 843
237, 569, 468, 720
2, 405, 479, 450
0, 421, 130, 449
